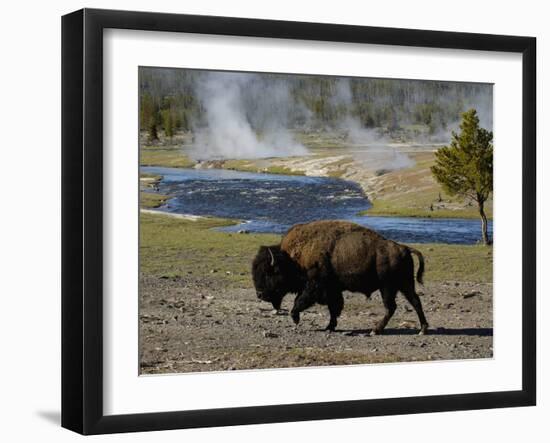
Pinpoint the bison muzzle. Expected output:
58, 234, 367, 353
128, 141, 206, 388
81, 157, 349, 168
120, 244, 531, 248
251, 220, 429, 335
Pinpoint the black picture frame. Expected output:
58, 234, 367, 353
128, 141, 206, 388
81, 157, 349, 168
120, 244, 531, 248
61, 8, 536, 435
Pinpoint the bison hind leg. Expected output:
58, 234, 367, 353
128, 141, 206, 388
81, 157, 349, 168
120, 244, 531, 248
401, 287, 429, 335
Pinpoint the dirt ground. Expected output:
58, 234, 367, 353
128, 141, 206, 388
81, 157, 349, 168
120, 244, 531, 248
139, 274, 492, 374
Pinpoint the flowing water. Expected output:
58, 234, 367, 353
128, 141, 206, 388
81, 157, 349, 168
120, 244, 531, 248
142, 166, 492, 245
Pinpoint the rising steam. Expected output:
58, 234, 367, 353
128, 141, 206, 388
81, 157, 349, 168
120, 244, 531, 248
190, 72, 307, 160
332, 79, 415, 170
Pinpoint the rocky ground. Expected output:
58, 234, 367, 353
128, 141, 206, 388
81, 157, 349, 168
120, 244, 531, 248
139, 274, 492, 374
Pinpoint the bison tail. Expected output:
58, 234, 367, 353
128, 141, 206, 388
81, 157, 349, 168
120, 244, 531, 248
408, 247, 425, 285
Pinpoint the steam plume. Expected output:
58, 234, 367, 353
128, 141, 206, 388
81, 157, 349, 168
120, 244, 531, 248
190, 72, 307, 160
332, 79, 415, 170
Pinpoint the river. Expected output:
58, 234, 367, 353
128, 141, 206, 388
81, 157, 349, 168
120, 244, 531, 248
141, 166, 492, 245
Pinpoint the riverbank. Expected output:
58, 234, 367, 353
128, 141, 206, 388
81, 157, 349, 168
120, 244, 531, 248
139, 211, 493, 374
139, 131, 492, 220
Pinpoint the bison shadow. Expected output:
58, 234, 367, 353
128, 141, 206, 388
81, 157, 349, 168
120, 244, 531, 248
320, 327, 493, 337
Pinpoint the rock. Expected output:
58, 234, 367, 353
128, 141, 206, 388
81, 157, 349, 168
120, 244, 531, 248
225, 271, 232, 275
263, 331, 279, 338
210, 269, 218, 273
237, 229, 250, 234
272, 309, 287, 316
399, 320, 416, 329
463, 291, 482, 299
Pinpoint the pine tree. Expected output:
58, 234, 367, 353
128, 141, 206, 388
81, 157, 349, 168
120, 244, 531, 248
147, 116, 159, 142
161, 109, 175, 140
431, 109, 493, 245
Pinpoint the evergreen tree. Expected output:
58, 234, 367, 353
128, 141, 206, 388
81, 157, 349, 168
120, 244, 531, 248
161, 109, 175, 139
147, 116, 159, 142
431, 109, 493, 244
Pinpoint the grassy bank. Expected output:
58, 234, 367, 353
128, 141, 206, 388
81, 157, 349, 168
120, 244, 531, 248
414, 243, 492, 283
140, 212, 492, 287
141, 145, 196, 168
140, 192, 170, 209
222, 159, 305, 176
363, 200, 486, 219
140, 145, 306, 176
358, 151, 493, 220
140, 213, 280, 287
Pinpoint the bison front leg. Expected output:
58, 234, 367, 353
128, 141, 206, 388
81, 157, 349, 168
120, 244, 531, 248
370, 287, 397, 336
325, 291, 344, 332
290, 280, 321, 325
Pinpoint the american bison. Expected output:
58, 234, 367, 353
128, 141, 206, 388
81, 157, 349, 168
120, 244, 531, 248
252, 220, 429, 335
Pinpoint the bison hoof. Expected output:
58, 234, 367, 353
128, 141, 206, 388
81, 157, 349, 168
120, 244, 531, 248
419, 325, 429, 336
370, 327, 385, 336
291, 311, 300, 325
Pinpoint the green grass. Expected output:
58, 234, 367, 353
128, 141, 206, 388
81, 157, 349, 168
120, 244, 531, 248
359, 151, 493, 220
140, 213, 280, 287
140, 192, 170, 209
139, 150, 306, 176
140, 212, 492, 287
221, 159, 262, 173
215, 159, 305, 176
362, 199, 488, 219
263, 165, 305, 175
140, 147, 196, 168
410, 243, 492, 283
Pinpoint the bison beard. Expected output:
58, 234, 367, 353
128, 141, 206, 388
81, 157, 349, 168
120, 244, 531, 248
251, 220, 429, 335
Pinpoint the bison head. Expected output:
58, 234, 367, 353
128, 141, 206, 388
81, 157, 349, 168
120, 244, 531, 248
251, 245, 303, 310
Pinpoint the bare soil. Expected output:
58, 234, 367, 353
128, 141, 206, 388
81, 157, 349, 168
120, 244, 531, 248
139, 274, 492, 374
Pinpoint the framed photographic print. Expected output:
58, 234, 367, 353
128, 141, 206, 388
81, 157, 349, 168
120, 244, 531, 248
61, 8, 536, 435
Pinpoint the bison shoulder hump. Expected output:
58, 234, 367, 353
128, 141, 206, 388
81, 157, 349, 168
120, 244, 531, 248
280, 221, 376, 269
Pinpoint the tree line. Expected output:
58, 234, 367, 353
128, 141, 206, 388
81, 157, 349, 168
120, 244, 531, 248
139, 68, 492, 141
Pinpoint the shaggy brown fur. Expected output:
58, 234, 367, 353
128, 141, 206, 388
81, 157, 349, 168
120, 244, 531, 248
252, 220, 428, 335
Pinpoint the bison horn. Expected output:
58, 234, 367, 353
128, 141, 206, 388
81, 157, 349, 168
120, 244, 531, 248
267, 247, 276, 266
